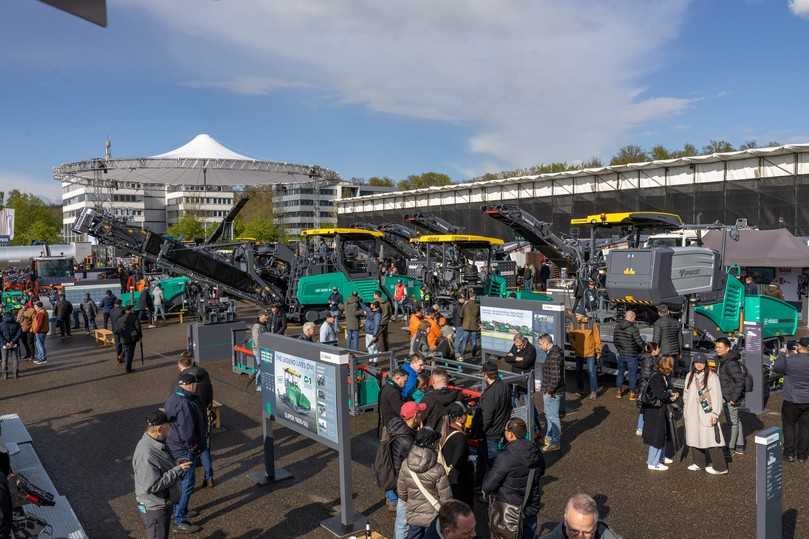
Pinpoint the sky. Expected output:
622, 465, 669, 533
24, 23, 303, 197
1, 0, 809, 202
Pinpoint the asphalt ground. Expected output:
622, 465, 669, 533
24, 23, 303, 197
1, 309, 805, 538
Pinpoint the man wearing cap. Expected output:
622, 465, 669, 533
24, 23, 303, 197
319, 313, 339, 346
344, 291, 362, 351
165, 373, 206, 532
386, 401, 425, 532
133, 410, 195, 538
479, 360, 512, 466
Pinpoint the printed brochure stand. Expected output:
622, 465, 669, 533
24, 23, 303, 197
755, 427, 783, 539
254, 334, 365, 537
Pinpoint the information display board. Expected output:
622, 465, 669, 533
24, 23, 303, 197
480, 296, 566, 357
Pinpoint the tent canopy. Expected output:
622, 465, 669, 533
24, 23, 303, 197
702, 228, 809, 267
54, 133, 339, 187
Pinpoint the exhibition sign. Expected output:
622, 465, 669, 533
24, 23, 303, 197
480, 296, 566, 357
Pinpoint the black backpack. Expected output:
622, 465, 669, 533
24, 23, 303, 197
373, 434, 399, 490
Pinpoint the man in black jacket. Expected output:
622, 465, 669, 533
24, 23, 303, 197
165, 372, 206, 531
116, 305, 142, 373
504, 334, 536, 373
479, 361, 512, 467
612, 310, 645, 400
55, 294, 73, 336
482, 418, 545, 539
716, 337, 747, 455
109, 299, 125, 363
540, 334, 565, 453
421, 369, 461, 430
652, 304, 681, 357
174, 353, 216, 488
378, 368, 408, 438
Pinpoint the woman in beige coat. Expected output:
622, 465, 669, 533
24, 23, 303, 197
683, 355, 728, 474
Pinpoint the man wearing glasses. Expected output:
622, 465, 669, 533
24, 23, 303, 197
545, 494, 624, 539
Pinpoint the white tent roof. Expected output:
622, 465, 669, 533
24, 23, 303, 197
151, 134, 255, 161
54, 133, 339, 187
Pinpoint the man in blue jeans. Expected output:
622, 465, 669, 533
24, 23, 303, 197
612, 310, 645, 400
540, 334, 565, 452
164, 372, 205, 533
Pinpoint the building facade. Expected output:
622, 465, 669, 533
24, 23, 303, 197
273, 180, 395, 236
337, 145, 809, 239
62, 182, 235, 242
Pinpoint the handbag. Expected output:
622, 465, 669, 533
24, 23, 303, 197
487, 468, 536, 539
437, 430, 463, 474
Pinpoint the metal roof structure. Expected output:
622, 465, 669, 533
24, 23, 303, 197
54, 133, 340, 188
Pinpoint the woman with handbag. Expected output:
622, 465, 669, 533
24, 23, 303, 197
438, 403, 474, 506
641, 355, 679, 471
683, 355, 728, 474
397, 428, 452, 539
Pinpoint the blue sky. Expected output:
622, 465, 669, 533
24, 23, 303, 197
1, 0, 808, 202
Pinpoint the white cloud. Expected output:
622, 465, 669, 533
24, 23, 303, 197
121, 0, 694, 170
789, 0, 809, 19
181, 76, 312, 96
0, 171, 61, 203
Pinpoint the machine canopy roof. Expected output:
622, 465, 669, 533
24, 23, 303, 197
301, 228, 383, 238
702, 229, 809, 268
570, 212, 683, 229
410, 234, 504, 246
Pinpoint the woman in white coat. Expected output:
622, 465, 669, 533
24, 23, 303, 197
683, 355, 728, 474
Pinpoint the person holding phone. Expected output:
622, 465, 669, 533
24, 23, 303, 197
133, 411, 195, 538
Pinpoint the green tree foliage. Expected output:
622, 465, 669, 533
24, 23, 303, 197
368, 176, 395, 187
166, 213, 206, 241
610, 145, 648, 165
5, 190, 61, 245
650, 145, 671, 160
670, 143, 698, 158
397, 172, 453, 191
579, 157, 603, 169
702, 140, 735, 154
238, 188, 273, 223
235, 217, 285, 244
739, 140, 758, 150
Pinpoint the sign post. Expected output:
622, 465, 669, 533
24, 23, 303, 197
755, 427, 783, 539
256, 334, 365, 537
743, 322, 765, 414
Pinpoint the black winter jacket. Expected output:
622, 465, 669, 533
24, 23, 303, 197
479, 378, 512, 439
718, 351, 745, 403
482, 438, 545, 516
0, 314, 22, 346
115, 311, 142, 344
541, 345, 565, 395
386, 417, 416, 477
165, 387, 206, 455
55, 299, 73, 319
268, 311, 287, 335
612, 319, 645, 357
379, 381, 405, 436
638, 352, 656, 386
504, 342, 537, 373
421, 388, 461, 431
343, 295, 362, 331
653, 315, 681, 356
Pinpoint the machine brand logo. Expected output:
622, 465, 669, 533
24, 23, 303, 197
678, 268, 701, 277
623, 267, 636, 276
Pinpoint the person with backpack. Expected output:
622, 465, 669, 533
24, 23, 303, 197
641, 355, 679, 471
438, 402, 474, 506
397, 428, 452, 539
375, 401, 423, 538
635, 342, 661, 436
715, 337, 748, 455
482, 418, 545, 539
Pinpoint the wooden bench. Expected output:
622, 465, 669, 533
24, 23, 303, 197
93, 328, 114, 346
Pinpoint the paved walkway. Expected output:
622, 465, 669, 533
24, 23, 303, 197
0, 316, 804, 538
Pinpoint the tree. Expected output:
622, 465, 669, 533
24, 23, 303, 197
397, 172, 452, 191
702, 140, 734, 154
767, 141, 781, 147
236, 217, 285, 244
739, 140, 758, 150
610, 145, 648, 166
5, 190, 62, 246
166, 213, 205, 241
671, 143, 698, 158
578, 157, 603, 169
650, 145, 671, 160
368, 176, 394, 187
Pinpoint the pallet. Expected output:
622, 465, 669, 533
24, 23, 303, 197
93, 328, 114, 346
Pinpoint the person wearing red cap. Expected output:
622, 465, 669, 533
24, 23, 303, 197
386, 401, 425, 537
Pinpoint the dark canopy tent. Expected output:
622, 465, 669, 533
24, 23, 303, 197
702, 229, 809, 267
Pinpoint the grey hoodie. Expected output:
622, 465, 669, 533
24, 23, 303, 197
132, 433, 184, 510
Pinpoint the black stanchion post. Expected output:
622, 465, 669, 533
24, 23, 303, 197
755, 426, 783, 539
